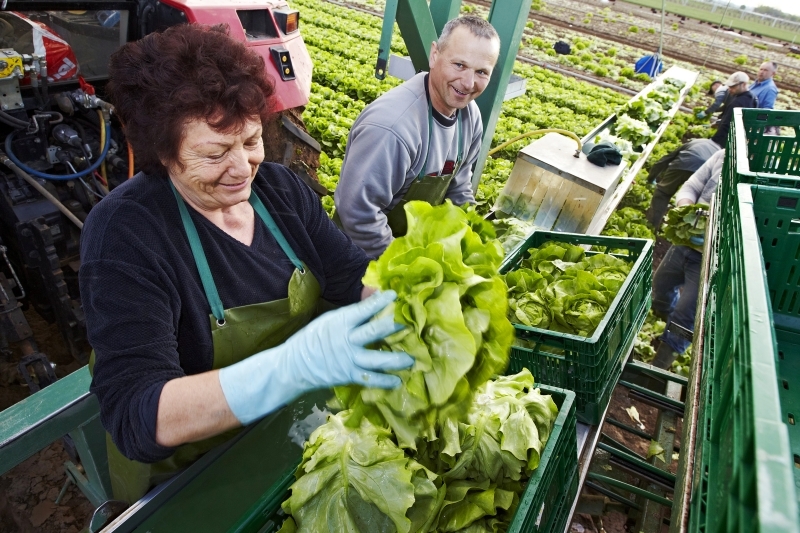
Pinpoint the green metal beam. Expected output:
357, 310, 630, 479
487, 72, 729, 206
430, 0, 461, 35
70, 416, 113, 502
395, 0, 438, 73
471, 0, 533, 189
588, 473, 674, 509
619, 380, 686, 414
597, 442, 677, 485
375, 0, 400, 79
0, 366, 98, 475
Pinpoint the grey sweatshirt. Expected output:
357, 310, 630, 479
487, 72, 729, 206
676, 149, 726, 205
335, 73, 481, 258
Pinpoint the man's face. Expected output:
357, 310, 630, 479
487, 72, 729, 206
728, 82, 745, 95
428, 26, 500, 117
757, 62, 775, 82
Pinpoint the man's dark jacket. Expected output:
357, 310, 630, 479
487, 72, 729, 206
711, 90, 757, 146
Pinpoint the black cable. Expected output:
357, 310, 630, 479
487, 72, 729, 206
0, 110, 28, 129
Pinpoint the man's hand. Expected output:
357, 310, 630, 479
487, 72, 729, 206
695, 111, 706, 119
676, 198, 693, 207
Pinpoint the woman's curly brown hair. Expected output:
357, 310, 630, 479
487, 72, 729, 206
107, 23, 275, 174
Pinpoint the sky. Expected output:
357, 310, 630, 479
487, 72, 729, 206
734, 0, 800, 17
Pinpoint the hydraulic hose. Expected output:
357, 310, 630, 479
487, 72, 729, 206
96, 110, 108, 184
0, 110, 29, 129
127, 142, 135, 179
4, 119, 112, 181
487, 128, 583, 158
0, 151, 84, 229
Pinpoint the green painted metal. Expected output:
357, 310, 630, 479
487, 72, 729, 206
69, 416, 113, 503
618, 380, 685, 413
471, 0, 532, 188
394, 0, 437, 73
429, 0, 461, 34
64, 460, 107, 508
604, 417, 654, 442
625, 359, 689, 386
374, 0, 399, 79
588, 473, 673, 508
597, 442, 676, 485
0, 365, 98, 475
103, 391, 332, 533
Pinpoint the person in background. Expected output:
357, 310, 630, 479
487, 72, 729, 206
334, 16, 500, 258
645, 138, 721, 228
710, 71, 757, 147
695, 80, 726, 119
651, 148, 725, 369
749, 61, 780, 135
749, 61, 778, 110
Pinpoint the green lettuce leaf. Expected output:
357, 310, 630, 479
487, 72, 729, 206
339, 200, 512, 449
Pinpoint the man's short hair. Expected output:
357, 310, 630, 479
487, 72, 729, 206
437, 16, 499, 51
771, 61, 778, 71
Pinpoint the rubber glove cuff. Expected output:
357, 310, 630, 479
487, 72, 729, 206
689, 235, 705, 246
219, 291, 413, 425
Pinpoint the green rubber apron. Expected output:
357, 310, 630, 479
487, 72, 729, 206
333, 105, 462, 238
92, 182, 321, 504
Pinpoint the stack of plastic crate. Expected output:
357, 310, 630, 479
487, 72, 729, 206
688, 108, 800, 533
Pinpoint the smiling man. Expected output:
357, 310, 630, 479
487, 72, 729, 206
333, 16, 500, 258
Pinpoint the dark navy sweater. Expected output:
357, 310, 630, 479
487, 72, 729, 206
80, 163, 369, 462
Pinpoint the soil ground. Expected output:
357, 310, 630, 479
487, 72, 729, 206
0, 308, 93, 533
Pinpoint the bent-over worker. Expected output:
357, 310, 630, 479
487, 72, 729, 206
651, 148, 725, 369
334, 16, 501, 258
80, 24, 412, 503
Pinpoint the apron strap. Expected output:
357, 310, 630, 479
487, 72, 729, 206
416, 105, 463, 180
169, 180, 305, 323
248, 192, 306, 273
170, 181, 226, 322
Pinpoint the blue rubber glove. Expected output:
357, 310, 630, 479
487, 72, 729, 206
689, 235, 704, 246
695, 111, 706, 119
218, 290, 413, 424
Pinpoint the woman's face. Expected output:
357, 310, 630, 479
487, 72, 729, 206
168, 117, 265, 212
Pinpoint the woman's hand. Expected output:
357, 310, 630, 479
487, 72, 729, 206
361, 285, 378, 300
218, 291, 412, 425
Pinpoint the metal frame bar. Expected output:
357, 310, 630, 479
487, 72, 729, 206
429, 0, 460, 34
588, 473, 673, 508
471, 0, 532, 187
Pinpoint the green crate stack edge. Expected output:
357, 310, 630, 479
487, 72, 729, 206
688, 108, 800, 533
229, 384, 578, 533
500, 231, 653, 424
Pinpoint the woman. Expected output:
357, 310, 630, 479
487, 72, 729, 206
80, 23, 412, 503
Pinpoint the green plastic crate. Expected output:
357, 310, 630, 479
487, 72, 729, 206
229, 385, 578, 533
716, 109, 800, 247
500, 230, 652, 424
688, 184, 800, 533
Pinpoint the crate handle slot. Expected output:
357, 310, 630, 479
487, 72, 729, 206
789, 219, 800, 234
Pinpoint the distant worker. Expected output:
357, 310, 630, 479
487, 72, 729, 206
710, 71, 757, 147
645, 138, 721, 228
749, 61, 778, 110
749, 61, 780, 134
634, 53, 663, 78
695, 80, 726, 119
651, 149, 725, 369
334, 16, 500, 258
